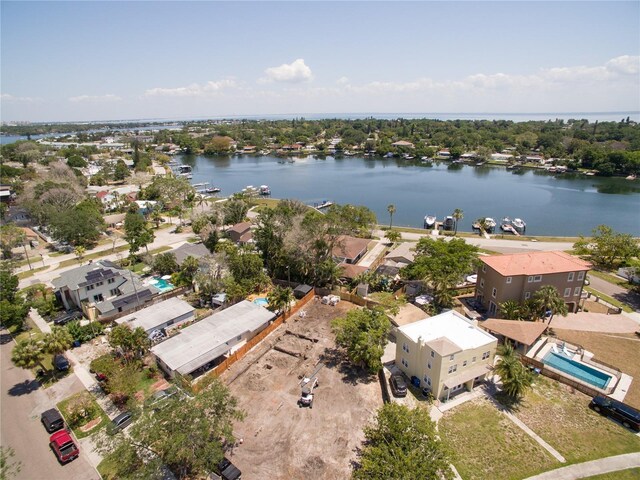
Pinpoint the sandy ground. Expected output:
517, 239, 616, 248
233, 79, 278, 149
222, 300, 383, 480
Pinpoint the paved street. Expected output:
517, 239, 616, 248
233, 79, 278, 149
588, 275, 640, 311
0, 328, 100, 480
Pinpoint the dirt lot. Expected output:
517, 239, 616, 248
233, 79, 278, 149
222, 300, 383, 479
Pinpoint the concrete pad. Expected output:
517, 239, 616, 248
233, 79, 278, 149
550, 312, 639, 333
609, 373, 634, 402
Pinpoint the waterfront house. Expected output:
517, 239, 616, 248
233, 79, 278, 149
331, 235, 370, 264
475, 251, 591, 317
52, 260, 159, 321
392, 140, 414, 148
228, 222, 253, 244
395, 310, 498, 402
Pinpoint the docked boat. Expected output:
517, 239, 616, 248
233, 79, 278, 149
259, 185, 271, 196
442, 216, 455, 231
423, 215, 437, 229
512, 218, 526, 233
485, 218, 497, 232
313, 200, 333, 210
206, 187, 221, 194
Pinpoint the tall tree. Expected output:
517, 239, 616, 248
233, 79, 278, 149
452, 208, 463, 236
332, 307, 390, 373
43, 327, 73, 357
124, 212, 155, 256
387, 204, 396, 229
494, 343, 533, 399
108, 325, 151, 364
532, 285, 568, 326
11, 338, 46, 373
573, 225, 640, 269
499, 300, 524, 320
353, 402, 453, 480
267, 286, 294, 318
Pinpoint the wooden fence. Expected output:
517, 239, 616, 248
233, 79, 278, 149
207, 289, 316, 378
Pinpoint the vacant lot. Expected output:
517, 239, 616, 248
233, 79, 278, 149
439, 397, 560, 480
554, 329, 640, 409
222, 300, 383, 479
511, 377, 640, 464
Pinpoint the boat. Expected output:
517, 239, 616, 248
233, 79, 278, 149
500, 223, 517, 235
313, 200, 333, 210
484, 217, 496, 233
423, 215, 437, 229
259, 185, 271, 196
206, 187, 221, 194
384, 152, 394, 158
442, 216, 455, 231
176, 165, 192, 174
512, 218, 526, 233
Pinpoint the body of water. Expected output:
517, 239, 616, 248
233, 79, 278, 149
181, 154, 640, 237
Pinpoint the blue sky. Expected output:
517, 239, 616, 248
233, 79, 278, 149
1, 1, 639, 122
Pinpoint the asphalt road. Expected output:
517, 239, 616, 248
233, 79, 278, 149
0, 328, 100, 480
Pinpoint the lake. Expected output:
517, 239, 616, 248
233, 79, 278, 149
179, 154, 640, 237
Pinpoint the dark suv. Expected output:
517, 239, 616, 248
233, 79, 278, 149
41, 408, 65, 433
210, 457, 241, 480
589, 395, 640, 431
389, 374, 408, 397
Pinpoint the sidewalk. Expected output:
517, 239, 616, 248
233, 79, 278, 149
28, 307, 51, 333
523, 452, 640, 480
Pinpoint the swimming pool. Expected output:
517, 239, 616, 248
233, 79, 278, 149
253, 297, 269, 307
542, 351, 612, 389
149, 276, 175, 293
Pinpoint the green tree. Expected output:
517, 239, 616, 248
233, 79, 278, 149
98, 377, 244, 479
0, 224, 26, 260
153, 253, 179, 276
385, 230, 401, 243
266, 286, 294, 318
331, 307, 390, 373
387, 204, 396, 229
452, 208, 463, 236
177, 256, 200, 288
223, 198, 249, 225
11, 338, 46, 373
108, 325, 151, 364
113, 160, 130, 182
573, 225, 640, 269
74, 246, 86, 262
66, 155, 87, 168
532, 285, 568, 326
0, 262, 19, 303
494, 343, 533, 399
204, 229, 219, 253
124, 212, 155, 255
43, 327, 73, 357
499, 300, 524, 320
353, 402, 453, 480
49, 200, 105, 247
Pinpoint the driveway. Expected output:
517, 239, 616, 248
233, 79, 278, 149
588, 275, 640, 311
0, 328, 100, 480
549, 312, 640, 333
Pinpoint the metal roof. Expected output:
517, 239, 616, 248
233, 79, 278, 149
115, 297, 195, 333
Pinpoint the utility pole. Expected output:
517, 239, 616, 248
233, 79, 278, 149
22, 242, 32, 270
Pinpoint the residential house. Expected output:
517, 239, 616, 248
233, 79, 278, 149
172, 242, 211, 268
103, 213, 126, 229
228, 222, 253, 244
475, 251, 591, 316
384, 242, 416, 268
392, 140, 414, 148
151, 300, 276, 379
52, 260, 159, 320
332, 235, 370, 264
480, 319, 547, 354
395, 310, 498, 402
115, 297, 195, 337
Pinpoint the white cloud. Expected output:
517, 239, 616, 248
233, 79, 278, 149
144, 79, 237, 97
260, 59, 313, 83
1, 93, 41, 103
336, 76, 349, 85
68, 94, 122, 103
605, 55, 639, 75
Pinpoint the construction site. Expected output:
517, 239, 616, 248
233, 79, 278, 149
222, 298, 384, 479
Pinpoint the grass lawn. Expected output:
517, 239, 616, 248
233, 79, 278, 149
554, 329, 640, 409
16, 266, 48, 279
508, 377, 640, 464
582, 468, 640, 479
584, 287, 634, 313
97, 453, 120, 480
439, 398, 560, 480
57, 391, 109, 439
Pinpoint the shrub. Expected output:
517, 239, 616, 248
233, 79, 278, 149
66, 393, 99, 428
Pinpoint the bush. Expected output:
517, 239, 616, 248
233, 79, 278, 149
67, 320, 104, 343
65, 393, 99, 428
90, 354, 118, 377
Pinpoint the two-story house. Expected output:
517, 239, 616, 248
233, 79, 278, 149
395, 310, 498, 402
475, 251, 591, 317
52, 260, 159, 320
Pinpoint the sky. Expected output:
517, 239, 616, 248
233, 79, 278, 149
1, 1, 639, 122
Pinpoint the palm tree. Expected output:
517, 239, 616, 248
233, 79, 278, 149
267, 286, 295, 320
452, 208, 463, 236
499, 300, 522, 320
43, 327, 73, 357
387, 204, 396, 229
195, 194, 208, 212
11, 338, 46, 373
532, 285, 569, 327
386, 230, 401, 244
475, 217, 489, 236
74, 246, 86, 263
494, 343, 533, 399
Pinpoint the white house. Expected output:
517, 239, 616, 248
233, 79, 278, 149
115, 297, 195, 337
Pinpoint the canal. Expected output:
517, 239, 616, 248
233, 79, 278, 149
179, 154, 640, 236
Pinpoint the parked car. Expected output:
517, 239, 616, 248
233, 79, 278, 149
49, 430, 79, 464
107, 411, 133, 435
389, 374, 407, 397
53, 311, 82, 326
589, 395, 640, 431
53, 354, 70, 372
211, 457, 242, 480
41, 408, 65, 433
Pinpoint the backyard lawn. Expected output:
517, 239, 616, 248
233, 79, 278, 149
509, 377, 640, 464
57, 391, 109, 439
554, 329, 640, 409
439, 398, 560, 480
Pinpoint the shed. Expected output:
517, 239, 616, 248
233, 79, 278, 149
293, 284, 313, 299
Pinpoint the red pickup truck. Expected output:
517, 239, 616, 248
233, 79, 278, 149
49, 430, 79, 464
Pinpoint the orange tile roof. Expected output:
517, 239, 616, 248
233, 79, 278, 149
480, 251, 590, 276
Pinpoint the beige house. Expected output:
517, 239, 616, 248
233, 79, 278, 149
395, 310, 498, 402
475, 251, 591, 317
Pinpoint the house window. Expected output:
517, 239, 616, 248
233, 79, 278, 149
423, 375, 432, 386
564, 288, 571, 297
577, 271, 585, 281
401, 358, 408, 368
86, 285, 94, 291
482, 264, 486, 273
108, 278, 115, 284
480, 278, 485, 288
491, 288, 497, 298
574, 287, 581, 296
430, 351, 435, 358
463, 360, 468, 367
506, 277, 512, 284
482, 351, 490, 360
568, 272, 574, 282
96, 281, 103, 287
528, 275, 542, 283
93, 294, 104, 302
472, 356, 476, 363
427, 361, 432, 369
449, 354, 455, 361
402, 343, 409, 353
448, 364, 458, 374
524, 292, 531, 300
109, 288, 118, 296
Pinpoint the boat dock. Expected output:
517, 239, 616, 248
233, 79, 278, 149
312, 201, 333, 210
